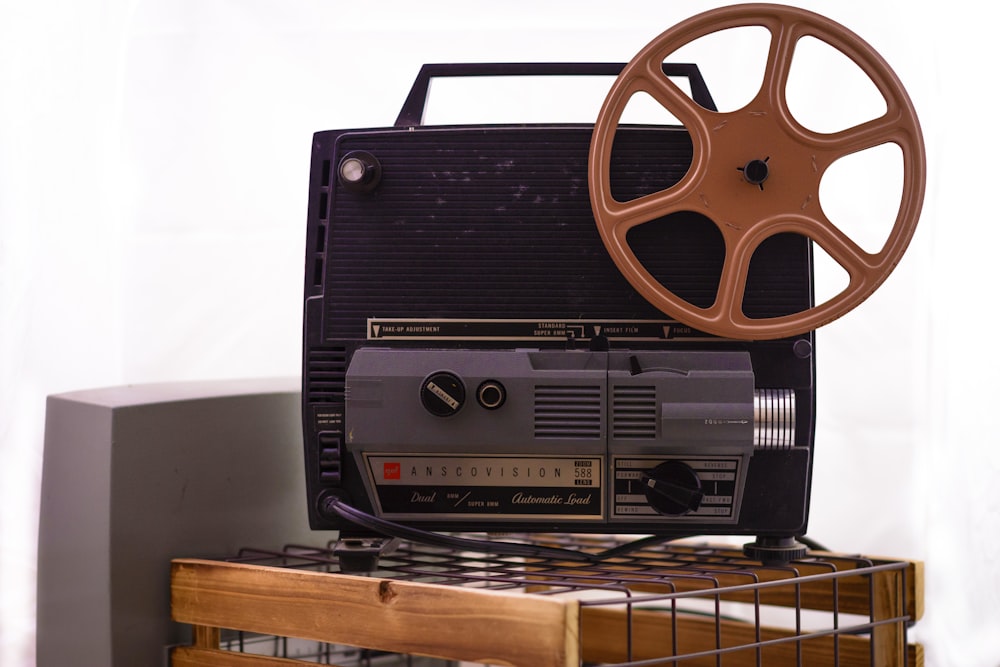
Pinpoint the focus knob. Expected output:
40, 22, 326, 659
641, 461, 703, 516
420, 371, 466, 417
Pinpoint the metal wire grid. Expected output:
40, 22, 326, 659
212, 634, 449, 667
210, 534, 915, 667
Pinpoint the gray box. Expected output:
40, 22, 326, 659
36, 378, 335, 666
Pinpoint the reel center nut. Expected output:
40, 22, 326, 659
739, 157, 770, 189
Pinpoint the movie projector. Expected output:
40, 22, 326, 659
300, 4, 925, 567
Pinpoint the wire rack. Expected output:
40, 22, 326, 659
170, 534, 922, 667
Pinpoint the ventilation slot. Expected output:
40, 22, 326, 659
306, 346, 348, 404
312, 257, 324, 287
310, 159, 331, 296
318, 191, 329, 221
613, 385, 657, 439
534, 385, 602, 439
320, 158, 331, 186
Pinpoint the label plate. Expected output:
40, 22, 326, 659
367, 317, 720, 342
364, 454, 604, 521
612, 456, 743, 523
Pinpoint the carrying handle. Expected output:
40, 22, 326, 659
394, 62, 717, 127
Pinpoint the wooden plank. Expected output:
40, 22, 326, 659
172, 624, 923, 667
171, 559, 578, 667
193, 625, 220, 649
172, 646, 348, 667
580, 606, 920, 667
872, 569, 907, 667
911, 559, 925, 621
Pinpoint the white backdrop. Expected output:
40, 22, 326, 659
2, 1, 998, 665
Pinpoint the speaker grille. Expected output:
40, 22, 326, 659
319, 126, 811, 341
534, 385, 602, 439
612, 385, 657, 439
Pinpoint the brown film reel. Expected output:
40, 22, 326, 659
589, 3, 926, 340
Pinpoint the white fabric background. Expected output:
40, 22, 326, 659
1, 1, 997, 665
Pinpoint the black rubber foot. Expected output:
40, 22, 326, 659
333, 536, 399, 573
743, 536, 809, 566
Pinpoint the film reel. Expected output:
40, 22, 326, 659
589, 3, 926, 340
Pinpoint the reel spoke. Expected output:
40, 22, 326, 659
639, 58, 716, 127
714, 238, 755, 325
792, 212, 879, 287
759, 13, 798, 113
813, 112, 911, 163
607, 186, 698, 233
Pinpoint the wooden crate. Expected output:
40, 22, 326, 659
170, 538, 922, 667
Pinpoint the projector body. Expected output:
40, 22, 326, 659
302, 63, 816, 543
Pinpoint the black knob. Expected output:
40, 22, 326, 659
641, 461, 703, 516
420, 371, 465, 417
338, 151, 382, 193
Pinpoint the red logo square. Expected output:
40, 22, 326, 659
383, 462, 401, 480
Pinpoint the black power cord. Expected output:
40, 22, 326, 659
324, 496, 693, 563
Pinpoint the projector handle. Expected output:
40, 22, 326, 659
394, 62, 717, 127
